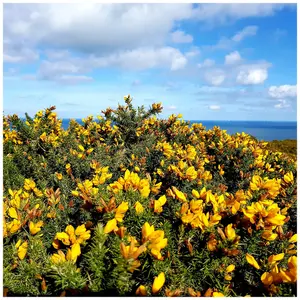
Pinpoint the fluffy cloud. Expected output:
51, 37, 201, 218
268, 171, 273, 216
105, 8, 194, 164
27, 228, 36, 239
4, 4, 195, 53
4, 40, 39, 63
208, 105, 221, 110
268, 85, 297, 99
171, 30, 193, 43
231, 26, 258, 42
204, 69, 225, 86
185, 47, 201, 57
4, 4, 286, 54
225, 51, 242, 65
35, 46, 188, 83
236, 68, 268, 85
198, 59, 215, 68
193, 4, 285, 25
274, 99, 290, 109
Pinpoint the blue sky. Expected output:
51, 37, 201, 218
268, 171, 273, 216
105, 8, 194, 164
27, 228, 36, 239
3, 3, 297, 121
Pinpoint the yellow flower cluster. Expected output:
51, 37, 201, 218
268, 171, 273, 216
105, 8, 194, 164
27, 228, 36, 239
109, 170, 151, 198
52, 224, 91, 263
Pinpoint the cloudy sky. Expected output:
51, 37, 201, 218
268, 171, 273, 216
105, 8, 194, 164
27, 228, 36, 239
3, 3, 297, 120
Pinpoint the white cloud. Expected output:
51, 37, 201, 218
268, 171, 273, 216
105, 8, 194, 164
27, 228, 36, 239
97, 47, 188, 71
36, 46, 188, 83
232, 26, 258, 42
171, 30, 193, 43
204, 69, 225, 86
185, 47, 200, 57
268, 85, 297, 99
193, 4, 284, 25
4, 4, 195, 53
236, 68, 268, 85
274, 99, 290, 109
198, 59, 215, 68
209, 105, 221, 110
225, 51, 242, 65
4, 41, 39, 63
4, 4, 285, 55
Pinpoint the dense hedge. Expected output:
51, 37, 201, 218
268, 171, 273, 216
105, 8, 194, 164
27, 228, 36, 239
3, 96, 297, 296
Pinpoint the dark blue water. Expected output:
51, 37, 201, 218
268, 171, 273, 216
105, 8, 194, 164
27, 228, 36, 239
61, 119, 296, 141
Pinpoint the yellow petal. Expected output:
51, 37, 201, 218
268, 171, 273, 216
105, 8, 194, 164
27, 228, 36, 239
246, 253, 260, 269
261, 272, 273, 286
18, 241, 28, 260
289, 234, 297, 243
104, 219, 117, 234
142, 222, 155, 241
8, 207, 18, 219
136, 285, 147, 296
55, 232, 71, 245
134, 201, 144, 214
15, 239, 22, 249
152, 272, 165, 294
75, 224, 86, 236
213, 292, 225, 297
225, 224, 236, 241
226, 264, 235, 273
71, 243, 81, 260
51, 250, 66, 264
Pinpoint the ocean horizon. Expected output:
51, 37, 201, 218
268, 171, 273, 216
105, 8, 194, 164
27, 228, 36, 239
60, 119, 297, 142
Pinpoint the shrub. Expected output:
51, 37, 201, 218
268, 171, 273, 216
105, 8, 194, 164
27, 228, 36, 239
3, 96, 297, 296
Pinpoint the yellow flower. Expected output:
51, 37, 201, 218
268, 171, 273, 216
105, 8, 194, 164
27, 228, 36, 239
142, 222, 155, 241
139, 185, 151, 198
171, 186, 187, 202
75, 225, 91, 244
136, 285, 147, 296
266, 214, 286, 226
226, 264, 235, 273
24, 179, 36, 191
7, 219, 22, 233
268, 253, 284, 265
289, 234, 297, 243
134, 201, 144, 214
78, 144, 85, 152
186, 166, 197, 181
29, 220, 44, 235
225, 224, 236, 241
17, 241, 28, 260
40, 132, 47, 142
8, 207, 18, 219
55, 232, 71, 246
246, 253, 260, 269
115, 202, 129, 222
66, 243, 81, 262
224, 274, 232, 281
261, 272, 273, 286
56, 173, 63, 180
283, 171, 294, 184
104, 219, 118, 234
154, 195, 167, 213
152, 272, 165, 294
262, 230, 278, 241
212, 292, 225, 297
51, 250, 66, 264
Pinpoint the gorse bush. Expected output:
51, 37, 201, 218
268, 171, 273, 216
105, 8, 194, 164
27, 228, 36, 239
3, 96, 297, 297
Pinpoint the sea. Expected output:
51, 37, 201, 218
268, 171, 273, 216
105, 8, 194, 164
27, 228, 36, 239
61, 119, 297, 142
